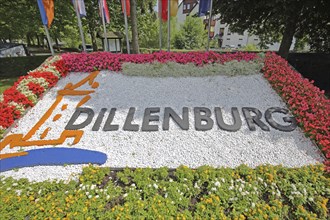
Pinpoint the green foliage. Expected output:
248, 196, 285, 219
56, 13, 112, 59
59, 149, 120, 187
122, 59, 264, 77
0, 164, 329, 219
0, 0, 40, 42
136, 15, 180, 50
244, 44, 259, 52
212, 0, 330, 55
0, 77, 18, 94
0, 56, 50, 78
0, 0, 158, 51
173, 16, 207, 50
138, 14, 161, 49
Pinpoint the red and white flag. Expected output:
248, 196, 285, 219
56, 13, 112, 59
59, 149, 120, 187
99, 0, 110, 23
121, 0, 130, 17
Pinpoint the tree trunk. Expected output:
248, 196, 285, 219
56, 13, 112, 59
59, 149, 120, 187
36, 34, 41, 47
26, 34, 31, 46
55, 37, 60, 51
278, 18, 297, 59
130, 0, 139, 54
90, 30, 98, 51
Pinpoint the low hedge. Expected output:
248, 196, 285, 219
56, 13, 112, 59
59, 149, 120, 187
0, 56, 50, 78
1, 164, 329, 219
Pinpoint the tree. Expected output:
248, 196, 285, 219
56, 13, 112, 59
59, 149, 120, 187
173, 16, 207, 50
213, 0, 330, 58
0, 0, 40, 44
130, 0, 139, 53
129, 0, 156, 53
49, 1, 76, 50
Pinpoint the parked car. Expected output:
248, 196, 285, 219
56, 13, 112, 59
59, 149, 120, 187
79, 44, 93, 52
226, 45, 237, 49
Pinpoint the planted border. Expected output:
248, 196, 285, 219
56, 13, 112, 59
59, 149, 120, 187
1, 165, 329, 219
263, 53, 330, 172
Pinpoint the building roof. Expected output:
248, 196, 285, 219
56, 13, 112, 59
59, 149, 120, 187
97, 31, 123, 39
0, 43, 25, 51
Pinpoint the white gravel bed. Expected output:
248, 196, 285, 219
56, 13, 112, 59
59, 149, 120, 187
1, 71, 324, 182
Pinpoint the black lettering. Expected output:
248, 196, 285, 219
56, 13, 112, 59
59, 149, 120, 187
215, 107, 242, 131
194, 107, 213, 131
265, 107, 297, 132
242, 107, 269, 131
142, 107, 160, 131
65, 107, 94, 130
123, 107, 139, 131
103, 108, 119, 131
163, 107, 189, 130
92, 108, 107, 131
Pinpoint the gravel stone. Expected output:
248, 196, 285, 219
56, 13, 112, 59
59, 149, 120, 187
0, 71, 324, 182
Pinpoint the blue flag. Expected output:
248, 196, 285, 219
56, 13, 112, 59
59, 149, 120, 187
37, 0, 48, 26
198, 0, 211, 17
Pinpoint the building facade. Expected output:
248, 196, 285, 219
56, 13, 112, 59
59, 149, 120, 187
177, 0, 295, 51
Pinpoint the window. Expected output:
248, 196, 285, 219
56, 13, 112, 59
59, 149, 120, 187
226, 38, 230, 40
219, 28, 224, 37
182, 0, 197, 14
239, 38, 243, 40
238, 44, 241, 47
254, 39, 258, 41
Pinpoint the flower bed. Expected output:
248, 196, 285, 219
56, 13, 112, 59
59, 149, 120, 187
61, 51, 258, 72
1, 164, 329, 219
263, 53, 330, 172
0, 51, 328, 171
0, 56, 68, 138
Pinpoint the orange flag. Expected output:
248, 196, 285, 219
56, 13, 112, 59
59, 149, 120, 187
170, 0, 178, 17
42, 0, 54, 28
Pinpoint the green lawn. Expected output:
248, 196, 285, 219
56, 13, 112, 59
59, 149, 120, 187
0, 77, 18, 94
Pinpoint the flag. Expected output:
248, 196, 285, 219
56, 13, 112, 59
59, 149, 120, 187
74, 0, 86, 17
99, 0, 110, 23
170, 0, 178, 17
161, 0, 168, 21
121, 0, 130, 17
37, 0, 54, 28
198, 0, 211, 17
160, 0, 179, 21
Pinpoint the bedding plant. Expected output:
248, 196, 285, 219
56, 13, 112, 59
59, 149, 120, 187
0, 51, 329, 218
0, 165, 329, 219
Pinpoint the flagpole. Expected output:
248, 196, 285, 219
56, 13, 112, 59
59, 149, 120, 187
43, 25, 54, 56
167, 0, 170, 52
207, 0, 213, 51
74, 0, 86, 52
99, 0, 108, 51
123, 0, 130, 54
159, 0, 162, 51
